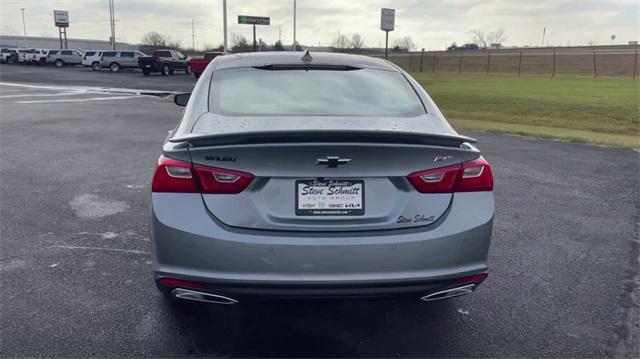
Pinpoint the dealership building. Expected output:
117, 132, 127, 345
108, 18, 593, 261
0, 35, 133, 51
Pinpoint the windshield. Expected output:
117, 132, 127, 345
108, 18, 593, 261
209, 67, 425, 117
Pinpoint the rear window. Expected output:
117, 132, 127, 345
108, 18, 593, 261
120, 52, 134, 57
153, 50, 172, 57
49, 50, 59, 55
85, 51, 96, 56
61, 50, 72, 55
102, 51, 117, 57
209, 67, 425, 117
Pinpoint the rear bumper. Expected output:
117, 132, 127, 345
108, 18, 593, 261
151, 192, 494, 297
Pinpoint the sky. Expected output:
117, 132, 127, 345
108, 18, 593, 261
0, 0, 638, 50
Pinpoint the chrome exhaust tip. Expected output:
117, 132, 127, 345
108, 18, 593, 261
420, 284, 477, 302
171, 288, 238, 305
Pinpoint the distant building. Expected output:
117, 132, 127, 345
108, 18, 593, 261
489, 43, 503, 49
629, 41, 638, 45
0, 35, 132, 51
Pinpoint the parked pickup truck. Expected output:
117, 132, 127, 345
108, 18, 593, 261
190, 52, 225, 78
138, 49, 190, 76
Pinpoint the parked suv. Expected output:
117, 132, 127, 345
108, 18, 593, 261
1, 48, 18, 64
138, 49, 191, 76
82, 50, 103, 69
47, 49, 83, 67
99, 51, 147, 72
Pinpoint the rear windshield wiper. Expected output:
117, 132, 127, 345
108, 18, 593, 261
252, 64, 360, 71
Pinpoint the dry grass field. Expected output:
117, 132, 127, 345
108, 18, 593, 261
411, 72, 639, 148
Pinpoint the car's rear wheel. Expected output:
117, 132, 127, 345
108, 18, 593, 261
39, 58, 47, 65
110, 63, 120, 73
54, 59, 64, 68
161, 64, 170, 76
92, 62, 101, 71
185, 65, 191, 74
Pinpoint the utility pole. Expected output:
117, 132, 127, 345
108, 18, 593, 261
293, 0, 297, 50
279, 26, 282, 42
223, 0, 228, 52
192, 18, 195, 51
108, 0, 116, 50
20, 8, 27, 47
541, 27, 546, 47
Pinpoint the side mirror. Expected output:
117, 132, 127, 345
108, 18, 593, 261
174, 93, 191, 107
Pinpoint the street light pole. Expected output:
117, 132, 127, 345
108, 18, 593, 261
223, 0, 228, 52
20, 8, 27, 47
293, 0, 296, 50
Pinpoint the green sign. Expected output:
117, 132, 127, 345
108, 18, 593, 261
238, 15, 270, 25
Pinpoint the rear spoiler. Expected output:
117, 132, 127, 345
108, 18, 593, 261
169, 130, 477, 148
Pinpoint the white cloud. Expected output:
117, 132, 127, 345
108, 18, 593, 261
0, 0, 637, 49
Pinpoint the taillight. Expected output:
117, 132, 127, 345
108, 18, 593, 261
194, 164, 254, 194
407, 157, 493, 193
151, 155, 253, 194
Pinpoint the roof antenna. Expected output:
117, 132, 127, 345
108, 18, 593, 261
300, 49, 312, 63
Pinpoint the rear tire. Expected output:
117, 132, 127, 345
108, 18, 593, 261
54, 59, 64, 68
92, 62, 101, 71
110, 63, 120, 72
161, 64, 170, 76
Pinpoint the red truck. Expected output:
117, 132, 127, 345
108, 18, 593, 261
190, 52, 225, 79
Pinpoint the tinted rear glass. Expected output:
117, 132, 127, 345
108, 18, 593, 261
61, 50, 72, 55
154, 50, 172, 57
85, 51, 96, 56
49, 50, 59, 55
120, 52, 134, 57
210, 67, 425, 117
102, 52, 117, 57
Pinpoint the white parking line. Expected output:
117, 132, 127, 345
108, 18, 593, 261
0, 81, 176, 95
0, 92, 97, 98
16, 95, 146, 104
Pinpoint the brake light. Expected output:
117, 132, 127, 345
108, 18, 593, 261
151, 155, 253, 194
194, 164, 254, 194
407, 157, 493, 193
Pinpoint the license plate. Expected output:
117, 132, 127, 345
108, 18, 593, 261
296, 179, 364, 216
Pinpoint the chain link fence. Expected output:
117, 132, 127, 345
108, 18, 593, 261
378, 49, 639, 78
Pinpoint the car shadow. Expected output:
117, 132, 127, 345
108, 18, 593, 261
165, 297, 460, 357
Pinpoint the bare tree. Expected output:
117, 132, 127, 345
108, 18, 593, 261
469, 29, 487, 49
486, 29, 507, 46
350, 33, 365, 49
141, 31, 167, 47
332, 33, 350, 51
392, 36, 416, 51
230, 33, 251, 53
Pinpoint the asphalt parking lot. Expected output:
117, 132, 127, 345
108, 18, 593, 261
0, 64, 638, 358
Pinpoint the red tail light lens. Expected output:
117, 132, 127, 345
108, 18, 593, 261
151, 155, 199, 193
454, 158, 494, 192
194, 164, 254, 194
407, 164, 460, 193
151, 155, 253, 194
407, 157, 493, 193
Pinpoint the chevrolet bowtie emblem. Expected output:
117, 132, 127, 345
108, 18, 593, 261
317, 156, 351, 168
